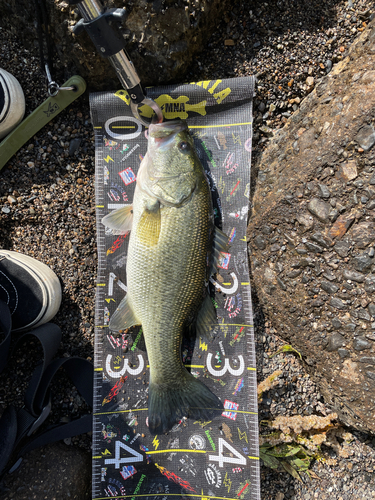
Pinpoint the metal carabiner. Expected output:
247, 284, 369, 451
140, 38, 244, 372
45, 65, 76, 96
106, 51, 163, 126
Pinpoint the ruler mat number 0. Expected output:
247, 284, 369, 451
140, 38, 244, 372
90, 76, 260, 500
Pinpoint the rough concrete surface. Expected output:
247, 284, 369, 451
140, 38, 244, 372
248, 18, 375, 434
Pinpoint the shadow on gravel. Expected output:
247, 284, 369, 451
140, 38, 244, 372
246, 0, 346, 35
249, 281, 299, 498
54, 295, 94, 358
351, 429, 375, 451
187, 0, 347, 82
0, 218, 16, 250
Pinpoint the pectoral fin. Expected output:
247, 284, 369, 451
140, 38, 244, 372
102, 205, 133, 234
211, 227, 230, 273
196, 294, 217, 341
109, 294, 140, 331
137, 208, 161, 247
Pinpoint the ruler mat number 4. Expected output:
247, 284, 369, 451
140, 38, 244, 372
90, 76, 260, 500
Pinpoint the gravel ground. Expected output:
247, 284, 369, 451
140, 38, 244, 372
255, 302, 375, 499
1, 0, 375, 498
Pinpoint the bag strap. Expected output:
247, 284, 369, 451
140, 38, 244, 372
0, 300, 93, 477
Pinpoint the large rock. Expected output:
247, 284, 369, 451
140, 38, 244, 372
248, 19, 375, 433
0, 0, 230, 89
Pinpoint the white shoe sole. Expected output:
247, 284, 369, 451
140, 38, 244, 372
0, 69, 26, 140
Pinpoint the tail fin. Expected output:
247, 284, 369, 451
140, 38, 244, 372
148, 372, 223, 435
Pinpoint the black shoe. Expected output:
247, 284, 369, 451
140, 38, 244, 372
0, 250, 62, 332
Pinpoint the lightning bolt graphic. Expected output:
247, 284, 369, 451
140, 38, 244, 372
152, 436, 160, 450
232, 132, 242, 145
199, 338, 208, 351
104, 155, 114, 163
238, 429, 248, 443
224, 472, 232, 493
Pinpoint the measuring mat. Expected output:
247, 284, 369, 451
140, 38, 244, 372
90, 76, 260, 500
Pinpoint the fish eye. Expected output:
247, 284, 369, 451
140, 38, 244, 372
178, 141, 190, 153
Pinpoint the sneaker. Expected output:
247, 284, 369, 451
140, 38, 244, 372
0, 69, 25, 140
0, 250, 62, 332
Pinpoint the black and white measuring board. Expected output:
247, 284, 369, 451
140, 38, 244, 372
90, 76, 260, 500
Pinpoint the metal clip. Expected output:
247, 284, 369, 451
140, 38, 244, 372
45, 65, 76, 96
130, 98, 163, 127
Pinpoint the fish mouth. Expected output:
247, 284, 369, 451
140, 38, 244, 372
149, 119, 188, 140
149, 119, 190, 153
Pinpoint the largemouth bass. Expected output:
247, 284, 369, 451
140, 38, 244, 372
102, 119, 228, 435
